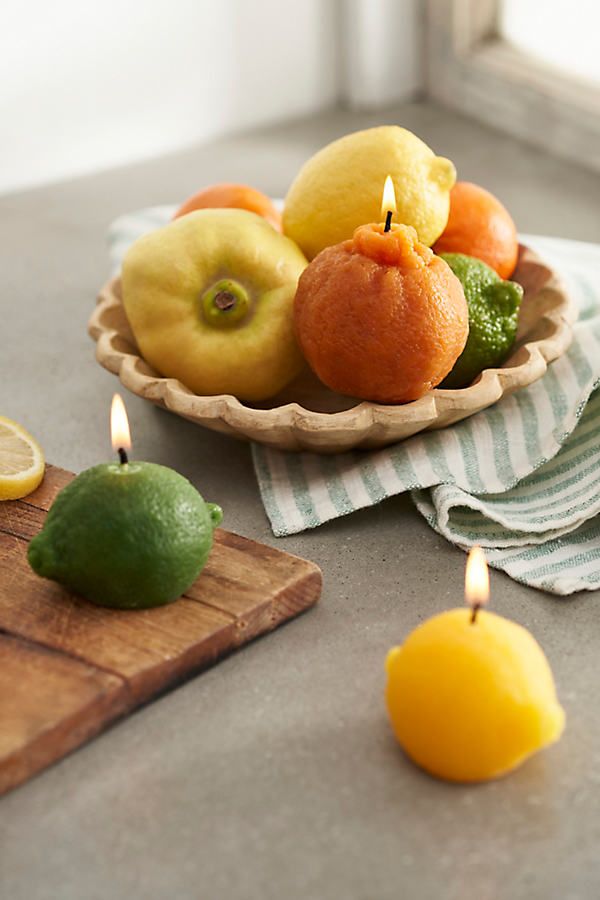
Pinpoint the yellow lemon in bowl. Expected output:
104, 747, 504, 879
122, 208, 308, 403
283, 126, 456, 259
385, 609, 565, 783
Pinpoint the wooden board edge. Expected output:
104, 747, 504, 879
0, 464, 323, 795
232, 566, 322, 646
0, 634, 131, 797
130, 565, 322, 701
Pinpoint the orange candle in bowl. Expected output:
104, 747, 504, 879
294, 177, 469, 404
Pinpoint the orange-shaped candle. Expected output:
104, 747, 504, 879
293, 177, 469, 404
385, 547, 565, 783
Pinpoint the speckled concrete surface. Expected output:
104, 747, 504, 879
1, 102, 600, 900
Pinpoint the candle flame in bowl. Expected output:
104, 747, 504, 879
380, 175, 397, 220
465, 545, 489, 610
111, 393, 132, 452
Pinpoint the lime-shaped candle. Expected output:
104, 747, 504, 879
28, 461, 222, 609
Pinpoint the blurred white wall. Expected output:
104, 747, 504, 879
341, 0, 422, 109
1, 0, 340, 195
1, 0, 422, 196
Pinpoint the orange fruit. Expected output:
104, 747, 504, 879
294, 223, 469, 404
173, 183, 282, 232
433, 181, 518, 279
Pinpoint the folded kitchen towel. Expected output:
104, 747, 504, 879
109, 209, 600, 595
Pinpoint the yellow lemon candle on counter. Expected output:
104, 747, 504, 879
385, 548, 565, 783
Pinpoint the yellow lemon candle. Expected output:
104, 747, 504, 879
385, 547, 565, 783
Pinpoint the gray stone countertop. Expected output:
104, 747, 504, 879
1, 102, 600, 900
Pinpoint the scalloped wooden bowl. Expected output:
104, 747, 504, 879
89, 245, 576, 453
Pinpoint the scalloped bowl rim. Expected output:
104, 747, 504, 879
89, 243, 577, 452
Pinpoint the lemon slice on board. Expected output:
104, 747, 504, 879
0, 416, 45, 500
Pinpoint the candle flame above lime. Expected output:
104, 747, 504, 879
380, 175, 396, 221
111, 393, 132, 452
465, 545, 489, 609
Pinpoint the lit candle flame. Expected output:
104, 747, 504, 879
110, 393, 132, 453
380, 175, 397, 221
465, 545, 489, 613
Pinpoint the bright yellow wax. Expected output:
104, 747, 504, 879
385, 609, 565, 783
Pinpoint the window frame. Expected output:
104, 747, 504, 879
425, 0, 600, 173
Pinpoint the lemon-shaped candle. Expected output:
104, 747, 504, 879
385, 548, 565, 782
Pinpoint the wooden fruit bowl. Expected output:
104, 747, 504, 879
89, 245, 576, 453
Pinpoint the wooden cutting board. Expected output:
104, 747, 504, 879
0, 465, 321, 796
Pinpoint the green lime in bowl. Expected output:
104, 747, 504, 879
440, 252, 523, 389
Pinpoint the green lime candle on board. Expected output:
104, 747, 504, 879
28, 394, 222, 609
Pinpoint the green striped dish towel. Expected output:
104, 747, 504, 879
109, 210, 600, 595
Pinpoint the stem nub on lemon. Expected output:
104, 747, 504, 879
0, 416, 45, 500
385, 609, 565, 783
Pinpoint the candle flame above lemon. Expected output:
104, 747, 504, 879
465, 545, 489, 609
110, 393, 132, 452
385, 537, 566, 782
380, 175, 396, 220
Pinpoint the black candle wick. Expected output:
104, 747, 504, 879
384, 210, 393, 233
118, 447, 129, 465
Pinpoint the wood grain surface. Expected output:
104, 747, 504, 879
0, 465, 322, 796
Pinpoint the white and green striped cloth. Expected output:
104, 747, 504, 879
109, 208, 600, 595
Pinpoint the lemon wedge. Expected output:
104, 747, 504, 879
0, 416, 45, 500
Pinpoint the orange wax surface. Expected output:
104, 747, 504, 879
352, 222, 434, 267
293, 223, 469, 404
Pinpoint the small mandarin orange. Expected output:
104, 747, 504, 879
173, 182, 282, 232
433, 181, 518, 279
